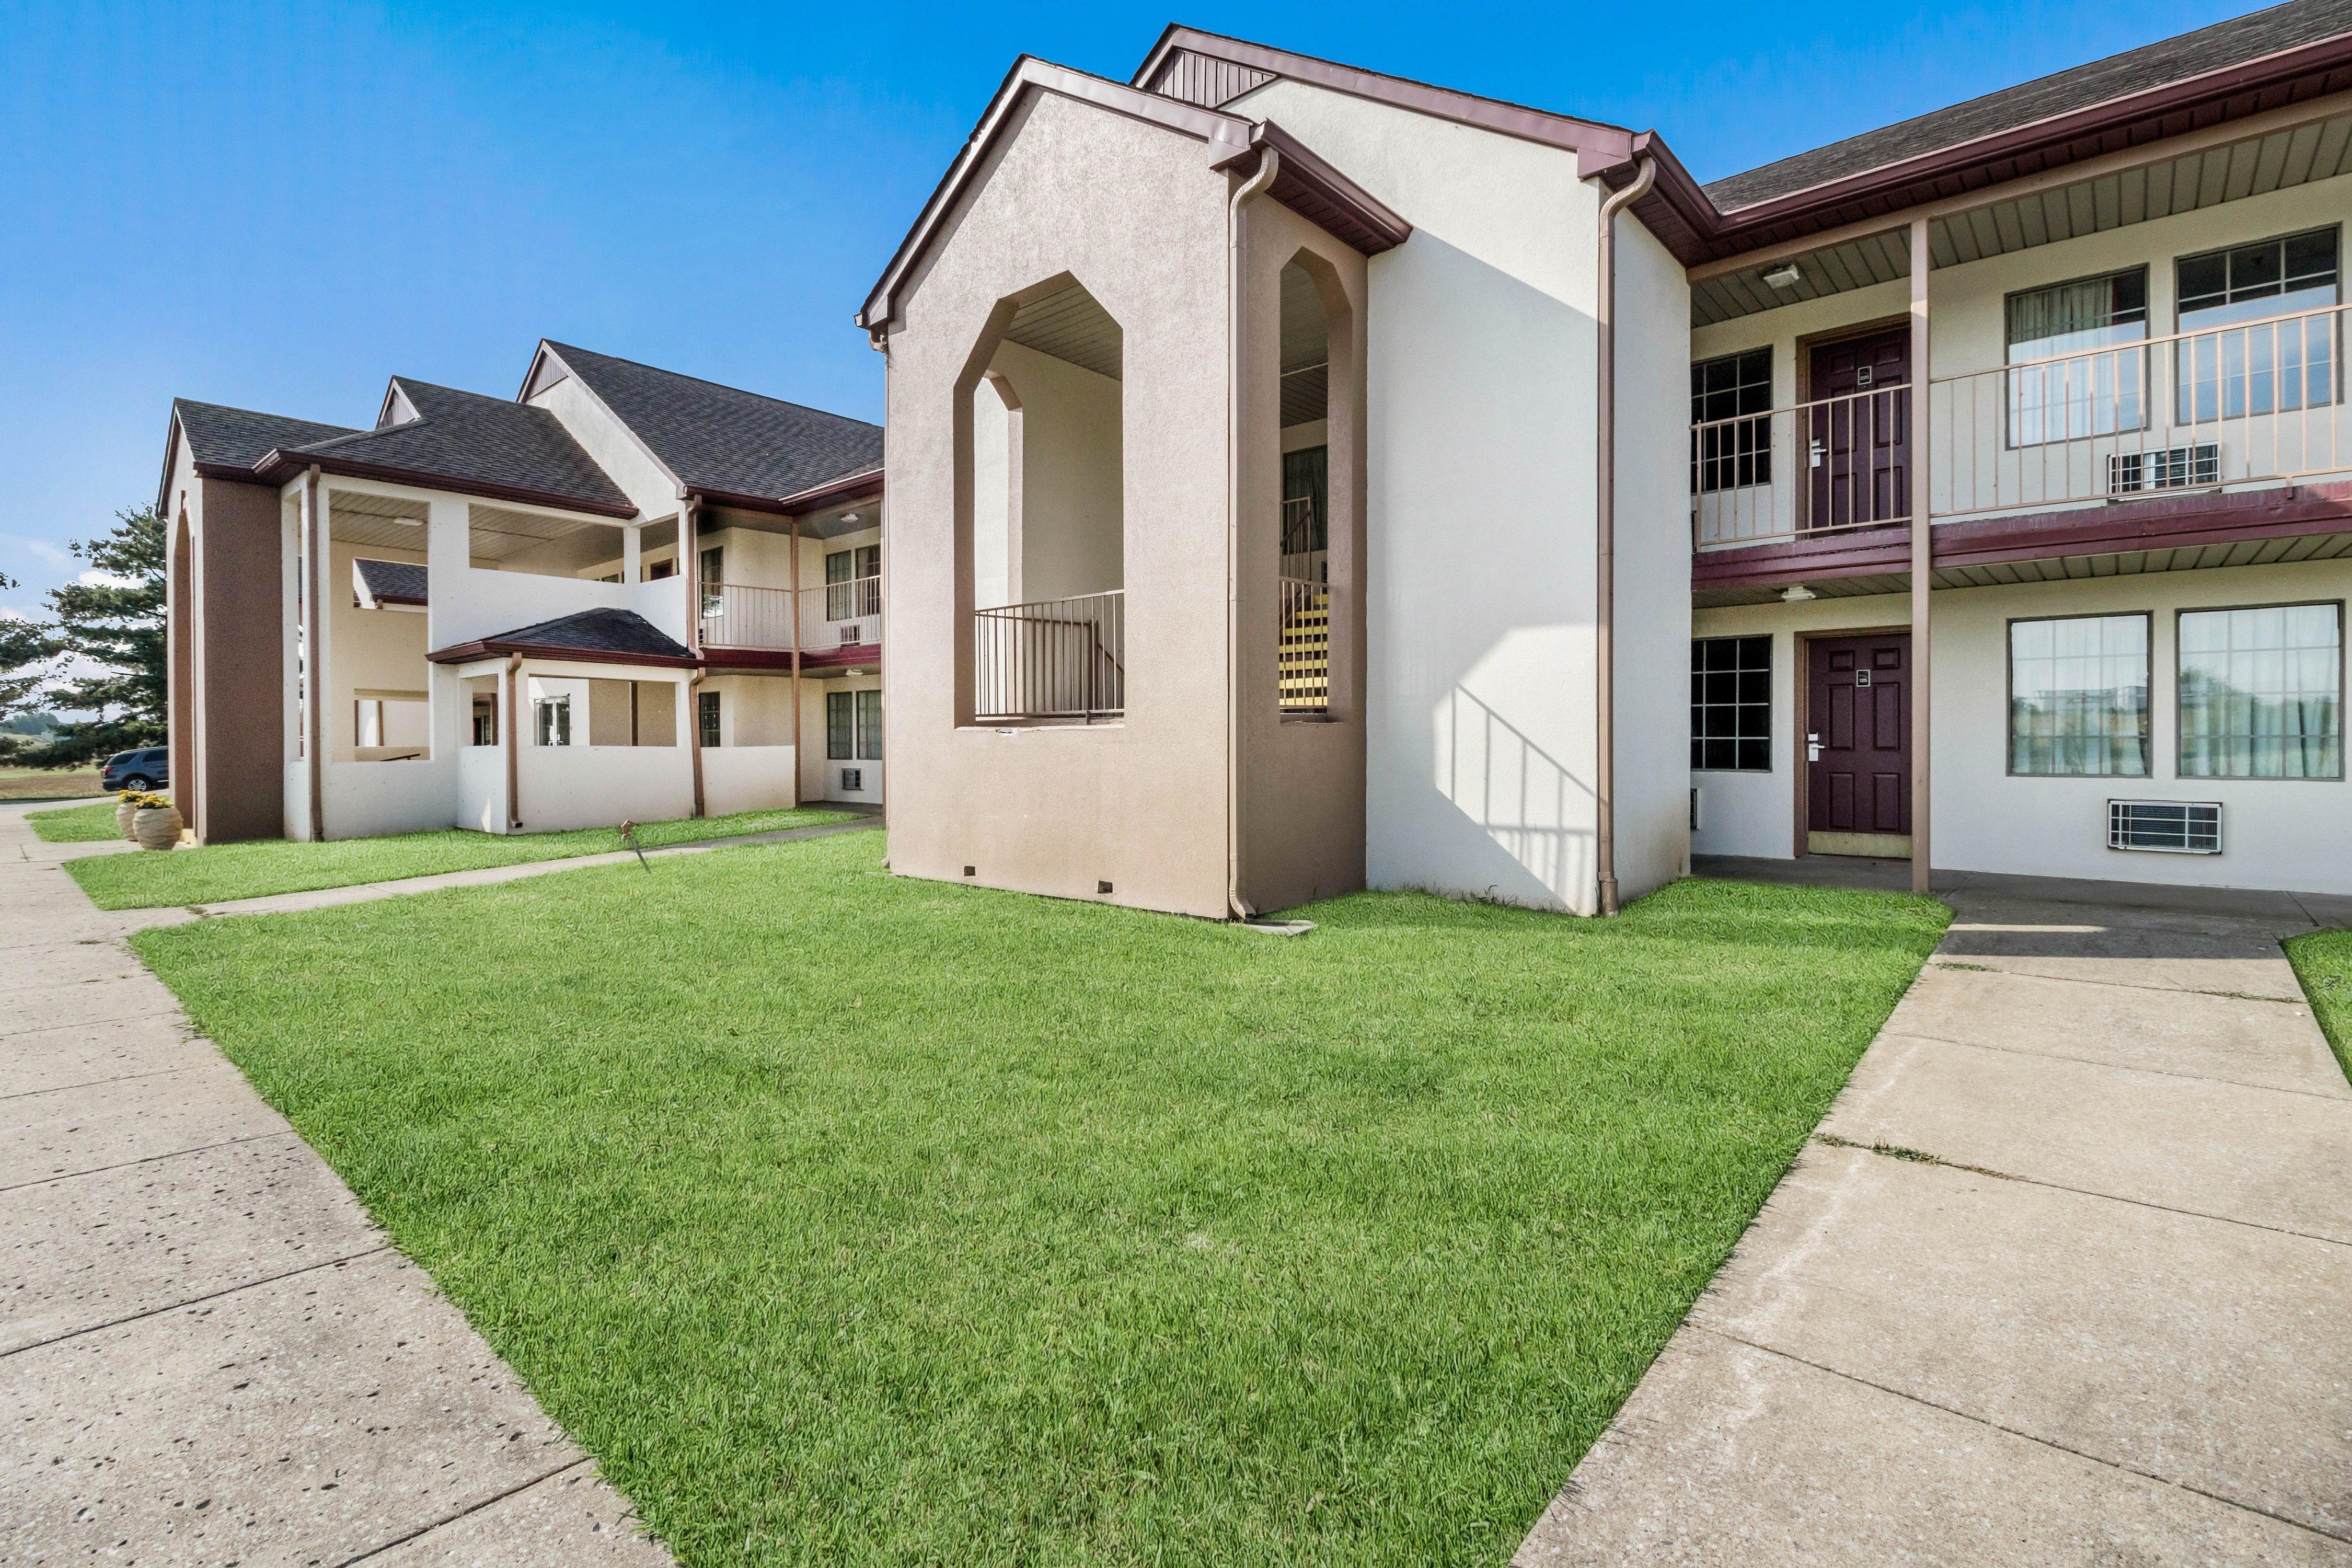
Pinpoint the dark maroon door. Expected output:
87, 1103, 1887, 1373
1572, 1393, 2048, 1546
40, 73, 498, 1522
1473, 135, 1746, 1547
1808, 329, 1911, 531
1808, 634, 1910, 840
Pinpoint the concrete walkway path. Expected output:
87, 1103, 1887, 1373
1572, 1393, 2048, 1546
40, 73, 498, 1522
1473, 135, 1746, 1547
1519, 875, 2352, 1565
0, 802, 674, 1564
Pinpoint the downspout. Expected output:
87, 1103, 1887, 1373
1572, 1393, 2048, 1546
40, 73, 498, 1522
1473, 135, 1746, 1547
1592, 155, 1655, 918
503, 652, 522, 832
303, 466, 325, 844
1225, 144, 1279, 922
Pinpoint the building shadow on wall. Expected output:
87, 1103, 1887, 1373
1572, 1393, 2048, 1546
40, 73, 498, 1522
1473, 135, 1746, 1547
1434, 684, 1594, 908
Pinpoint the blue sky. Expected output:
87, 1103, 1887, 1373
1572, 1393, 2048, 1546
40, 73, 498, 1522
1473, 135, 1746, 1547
0, 0, 2252, 617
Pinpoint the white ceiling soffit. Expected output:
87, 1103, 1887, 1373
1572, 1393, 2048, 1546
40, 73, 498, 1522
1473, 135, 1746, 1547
326, 488, 428, 547
466, 503, 618, 568
1003, 284, 1123, 380
1279, 261, 1329, 428
1693, 112, 2352, 329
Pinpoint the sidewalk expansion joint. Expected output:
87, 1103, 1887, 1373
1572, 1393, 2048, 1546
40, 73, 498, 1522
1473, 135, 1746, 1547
1809, 1134, 2352, 1249
335, 1457, 616, 1566
0, 1063, 198, 1102
1881, 1030, 2352, 1102
0, 1129, 299, 1195
1691, 1323, 2352, 1548
0, 1243, 392, 1360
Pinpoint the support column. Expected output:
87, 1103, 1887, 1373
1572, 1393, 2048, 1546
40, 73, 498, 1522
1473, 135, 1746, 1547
683, 497, 705, 817
303, 469, 327, 843
790, 515, 803, 808
623, 524, 642, 585
1908, 216, 1932, 896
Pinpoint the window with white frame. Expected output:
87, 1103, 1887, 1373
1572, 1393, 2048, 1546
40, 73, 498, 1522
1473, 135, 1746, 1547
534, 695, 571, 747
2008, 614, 2150, 777
1691, 348, 1771, 493
2178, 602, 2342, 779
1690, 635, 1771, 772
2005, 269, 2148, 446
2176, 228, 2339, 422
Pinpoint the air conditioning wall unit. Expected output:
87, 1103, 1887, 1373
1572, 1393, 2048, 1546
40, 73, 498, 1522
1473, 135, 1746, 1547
840, 767, 863, 791
2108, 444, 2218, 495
2108, 800, 2221, 854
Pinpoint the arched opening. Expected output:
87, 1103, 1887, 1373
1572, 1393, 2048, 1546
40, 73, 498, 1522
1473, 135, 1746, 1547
966, 277, 1125, 722
1277, 255, 1334, 713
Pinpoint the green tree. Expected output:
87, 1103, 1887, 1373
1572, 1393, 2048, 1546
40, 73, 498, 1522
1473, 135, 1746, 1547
20, 508, 167, 767
0, 574, 64, 757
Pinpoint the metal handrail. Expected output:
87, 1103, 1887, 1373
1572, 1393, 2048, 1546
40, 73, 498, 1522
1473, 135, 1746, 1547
973, 589, 1125, 722
1277, 575, 1331, 713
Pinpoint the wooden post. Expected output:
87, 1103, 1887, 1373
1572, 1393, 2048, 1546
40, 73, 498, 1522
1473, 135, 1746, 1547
1909, 216, 1932, 896
790, 515, 803, 808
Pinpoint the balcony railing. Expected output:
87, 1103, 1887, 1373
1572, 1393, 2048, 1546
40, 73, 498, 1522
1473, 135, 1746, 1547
1278, 577, 1331, 712
698, 577, 883, 653
974, 589, 1124, 722
1693, 301, 2350, 550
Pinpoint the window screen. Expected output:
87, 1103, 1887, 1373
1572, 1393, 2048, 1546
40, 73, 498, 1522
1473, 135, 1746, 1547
1691, 349, 1771, 493
2006, 269, 2147, 445
697, 689, 721, 748
2008, 614, 2149, 776
854, 689, 883, 760
1691, 635, 1771, 771
2177, 228, 2338, 421
2178, 602, 2342, 779
827, 690, 852, 760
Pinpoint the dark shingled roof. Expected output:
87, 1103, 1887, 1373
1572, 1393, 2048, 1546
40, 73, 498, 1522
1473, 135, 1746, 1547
282, 380, 633, 513
432, 607, 695, 666
1705, 0, 2352, 212
354, 558, 428, 606
174, 399, 358, 470
547, 342, 883, 503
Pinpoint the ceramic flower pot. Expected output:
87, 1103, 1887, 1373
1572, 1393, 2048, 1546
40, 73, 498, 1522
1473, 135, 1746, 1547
132, 804, 183, 851
117, 799, 138, 840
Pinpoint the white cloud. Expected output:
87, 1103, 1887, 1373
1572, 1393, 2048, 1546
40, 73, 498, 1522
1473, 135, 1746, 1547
75, 569, 142, 590
22, 540, 72, 568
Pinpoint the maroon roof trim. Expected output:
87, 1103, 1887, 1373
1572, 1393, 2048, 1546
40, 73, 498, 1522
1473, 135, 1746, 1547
250, 450, 640, 520
1705, 30, 2352, 257
1210, 122, 1413, 254
426, 637, 700, 669
778, 466, 885, 514
1143, 22, 2352, 268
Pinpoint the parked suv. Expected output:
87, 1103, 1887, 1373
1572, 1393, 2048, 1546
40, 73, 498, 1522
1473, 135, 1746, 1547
100, 747, 169, 792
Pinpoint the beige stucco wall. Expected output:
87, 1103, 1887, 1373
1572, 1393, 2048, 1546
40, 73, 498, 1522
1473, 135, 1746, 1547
1233, 201, 1369, 915
328, 538, 430, 763
881, 88, 1238, 917
986, 338, 1124, 603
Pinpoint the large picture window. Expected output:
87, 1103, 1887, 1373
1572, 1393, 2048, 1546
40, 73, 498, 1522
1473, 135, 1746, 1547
2177, 228, 2339, 422
2005, 269, 2147, 446
855, 689, 883, 760
2008, 614, 2150, 777
1691, 349, 1771, 494
2178, 602, 2342, 779
1691, 635, 1771, 772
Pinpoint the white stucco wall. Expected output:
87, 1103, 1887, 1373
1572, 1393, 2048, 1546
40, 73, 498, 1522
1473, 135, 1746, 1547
1693, 559, 2352, 895
703, 746, 800, 815
988, 338, 1123, 603
1225, 77, 1639, 912
527, 367, 679, 518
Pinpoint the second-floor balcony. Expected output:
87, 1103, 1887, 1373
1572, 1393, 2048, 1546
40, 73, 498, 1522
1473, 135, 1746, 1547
1694, 301, 2349, 555
698, 577, 882, 666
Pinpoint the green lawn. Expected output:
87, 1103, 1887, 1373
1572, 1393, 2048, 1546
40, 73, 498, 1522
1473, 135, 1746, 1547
132, 835, 1945, 1566
62, 805, 859, 908
26, 798, 125, 841
2286, 930, 2352, 1079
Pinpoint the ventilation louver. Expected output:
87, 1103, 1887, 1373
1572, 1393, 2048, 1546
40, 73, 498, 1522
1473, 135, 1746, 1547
2107, 800, 2220, 854
2107, 444, 2218, 495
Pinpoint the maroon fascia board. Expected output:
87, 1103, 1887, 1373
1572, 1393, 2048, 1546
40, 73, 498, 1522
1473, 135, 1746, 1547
776, 467, 885, 514
253, 449, 640, 520
1147, 25, 2352, 269
1693, 483, 2352, 591
685, 643, 882, 672
427, 637, 700, 668
1704, 32, 2352, 256
1210, 122, 1413, 253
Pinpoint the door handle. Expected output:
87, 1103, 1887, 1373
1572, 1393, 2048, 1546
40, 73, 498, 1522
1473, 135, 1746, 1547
1809, 439, 1826, 468
1807, 731, 1822, 763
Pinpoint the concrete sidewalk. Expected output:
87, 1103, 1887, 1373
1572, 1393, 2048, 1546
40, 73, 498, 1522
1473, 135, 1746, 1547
1518, 881, 2352, 1564
0, 803, 673, 1564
